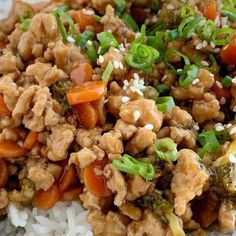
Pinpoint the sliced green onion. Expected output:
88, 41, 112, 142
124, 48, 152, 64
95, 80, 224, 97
133, 25, 146, 44
215, 130, 230, 144
179, 65, 199, 88
156, 96, 175, 112
198, 131, 220, 158
154, 138, 178, 161
180, 5, 195, 18
19, 8, 33, 23
122, 13, 139, 32
114, 0, 126, 13
112, 154, 155, 181
102, 61, 114, 83
201, 20, 216, 41
94, 15, 101, 22
151, 0, 159, 11
125, 43, 159, 73
178, 16, 195, 34
147, 34, 165, 54
212, 28, 233, 46
75, 30, 94, 49
157, 84, 170, 94
194, 54, 217, 73
221, 6, 236, 21
147, 22, 165, 36
167, 29, 180, 41
86, 42, 98, 62
222, 75, 233, 88
97, 31, 118, 55
20, 18, 32, 31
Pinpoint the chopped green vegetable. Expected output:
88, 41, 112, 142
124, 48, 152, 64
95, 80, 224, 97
180, 5, 195, 18
20, 19, 32, 31
157, 84, 170, 94
112, 154, 155, 181
114, 0, 126, 13
212, 28, 234, 46
215, 130, 230, 144
198, 131, 220, 158
167, 29, 180, 41
156, 96, 175, 112
75, 30, 94, 49
102, 61, 114, 83
133, 25, 146, 44
147, 33, 165, 54
179, 64, 199, 88
221, 6, 236, 21
97, 31, 119, 55
194, 54, 217, 73
86, 42, 98, 62
151, 0, 159, 11
154, 138, 178, 161
19, 8, 33, 31
222, 75, 233, 88
122, 13, 139, 32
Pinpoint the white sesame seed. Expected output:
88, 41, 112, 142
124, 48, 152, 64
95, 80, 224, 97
161, 75, 168, 82
67, 35, 75, 43
151, 15, 158, 23
124, 80, 129, 86
216, 81, 223, 89
201, 60, 209, 67
133, 73, 139, 80
133, 110, 141, 121
113, 61, 120, 69
214, 16, 220, 27
123, 85, 128, 91
107, 29, 112, 33
82, 9, 95, 15
215, 125, 224, 132
113, 48, 120, 53
232, 78, 236, 84
214, 122, 222, 128
121, 96, 130, 103
130, 86, 136, 93
144, 123, 154, 130
214, 48, 220, 53
98, 55, 104, 64
87, 40, 93, 46
233, 106, 236, 112
192, 78, 200, 85
230, 127, 236, 135
196, 43, 203, 50
166, 4, 175, 10
98, 46, 102, 54
210, 41, 216, 48
104, 99, 108, 104
193, 123, 200, 131
228, 154, 236, 163
119, 43, 126, 52
136, 88, 144, 96
220, 97, 226, 105
135, 32, 141, 39
119, 61, 124, 70
177, 69, 183, 72
226, 123, 232, 128
202, 40, 208, 48
139, 79, 145, 86
221, 17, 229, 27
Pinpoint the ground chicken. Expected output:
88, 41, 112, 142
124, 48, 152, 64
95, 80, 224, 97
125, 128, 156, 155
28, 166, 54, 191
76, 128, 102, 148
119, 99, 163, 132
45, 40, 90, 75
88, 210, 127, 236
101, 5, 135, 43
126, 174, 152, 201
46, 124, 75, 161
8, 188, 34, 206
0, 52, 20, 75
114, 119, 137, 140
107, 95, 123, 117
104, 164, 127, 207
171, 149, 209, 216
0, 188, 9, 209
119, 202, 142, 221
0, 127, 21, 142
170, 127, 196, 148
69, 148, 97, 168
127, 210, 166, 236
164, 106, 193, 128
218, 200, 236, 233
18, 13, 58, 60
192, 93, 220, 123
7, 27, 23, 50
91, 0, 114, 14
99, 130, 124, 157
25, 62, 68, 87
80, 189, 103, 210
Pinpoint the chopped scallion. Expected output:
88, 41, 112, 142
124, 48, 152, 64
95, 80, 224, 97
114, 0, 126, 13
154, 138, 178, 161
122, 13, 139, 32
151, 0, 159, 11
179, 65, 199, 88
222, 75, 233, 88
112, 154, 155, 181
74, 30, 94, 49
215, 130, 230, 144
167, 29, 180, 41
221, 6, 236, 21
157, 84, 170, 94
156, 96, 175, 112
212, 28, 233, 46
102, 61, 114, 83
20, 18, 32, 31
86, 43, 98, 62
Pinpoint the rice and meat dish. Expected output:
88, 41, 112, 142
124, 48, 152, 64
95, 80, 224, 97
0, 0, 236, 235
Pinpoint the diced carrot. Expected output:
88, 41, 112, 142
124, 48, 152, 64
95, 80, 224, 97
67, 81, 107, 105
91, 99, 106, 126
73, 102, 98, 129
220, 39, 236, 65
73, 10, 96, 32
0, 141, 27, 158
60, 186, 83, 201
211, 82, 231, 102
23, 131, 38, 150
0, 160, 8, 188
203, 1, 218, 21
60, 165, 77, 192
84, 158, 112, 197
34, 184, 60, 210
71, 63, 93, 86
0, 95, 11, 117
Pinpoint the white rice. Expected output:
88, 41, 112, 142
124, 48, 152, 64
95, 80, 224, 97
0, 201, 92, 236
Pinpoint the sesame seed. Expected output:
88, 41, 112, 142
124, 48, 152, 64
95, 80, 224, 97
161, 75, 168, 82
214, 16, 220, 27
136, 88, 144, 96
230, 127, 236, 135
135, 32, 141, 39
201, 60, 209, 67
166, 4, 175, 10
232, 78, 236, 84
226, 123, 232, 128
113, 61, 120, 69
214, 48, 220, 53
177, 69, 183, 72
133, 110, 141, 121
121, 96, 130, 103
119, 61, 124, 70
67, 36, 75, 43
216, 81, 223, 89
124, 80, 129, 86
210, 41, 216, 48
202, 40, 208, 48
228, 154, 236, 163
104, 99, 108, 104
214, 122, 222, 128
98, 46, 102, 54
233, 106, 236, 112
193, 123, 200, 131
82, 9, 95, 15
87, 40, 93, 46
139, 79, 145, 86
220, 97, 226, 105
107, 29, 112, 33
130, 86, 136, 93
196, 43, 203, 50
133, 73, 139, 80
215, 125, 224, 132
119, 44, 126, 52
144, 123, 154, 130
98, 55, 104, 64
192, 78, 200, 85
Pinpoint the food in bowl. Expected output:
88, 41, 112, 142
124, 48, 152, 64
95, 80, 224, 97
0, 0, 236, 235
